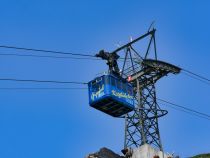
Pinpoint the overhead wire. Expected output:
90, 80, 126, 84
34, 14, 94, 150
0, 45, 210, 86
0, 45, 127, 61
181, 68, 210, 86
0, 78, 88, 84
0, 75, 208, 121
0, 43, 210, 122
0, 52, 101, 60
0, 45, 95, 57
159, 101, 210, 121
181, 71, 210, 86
182, 68, 210, 82
0, 87, 87, 90
157, 98, 210, 121
0, 52, 128, 62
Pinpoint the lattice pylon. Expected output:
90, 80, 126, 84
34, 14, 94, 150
124, 78, 166, 151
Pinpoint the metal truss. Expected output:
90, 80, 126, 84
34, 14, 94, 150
119, 29, 180, 151
124, 75, 167, 150
96, 27, 181, 151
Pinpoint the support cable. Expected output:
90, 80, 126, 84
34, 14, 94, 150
0, 52, 101, 60
0, 78, 87, 84
182, 68, 210, 85
0, 79, 208, 121
0, 45, 95, 57
0, 87, 87, 90
1, 45, 210, 86
157, 98, 210, 121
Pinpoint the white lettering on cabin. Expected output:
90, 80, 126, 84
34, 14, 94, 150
91, 85, 105, 101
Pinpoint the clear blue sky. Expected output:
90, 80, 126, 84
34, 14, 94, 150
0, 0, 210, 157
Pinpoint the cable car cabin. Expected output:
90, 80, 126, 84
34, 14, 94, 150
88, 74, 134, 117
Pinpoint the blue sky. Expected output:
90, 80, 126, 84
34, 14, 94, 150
0, 0, 210, 157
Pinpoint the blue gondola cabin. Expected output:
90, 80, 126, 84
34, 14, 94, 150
88, 74, 134, 117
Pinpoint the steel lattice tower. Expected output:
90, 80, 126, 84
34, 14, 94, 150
96, 28, 181, 151
120, 29, 180, 151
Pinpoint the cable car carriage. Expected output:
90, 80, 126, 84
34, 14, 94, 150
88, 74, 134, 117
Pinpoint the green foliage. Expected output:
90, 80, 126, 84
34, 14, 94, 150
192, 153, 210, 158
